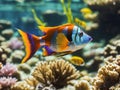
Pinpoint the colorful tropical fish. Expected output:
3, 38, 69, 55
18, 23, 92, 63
69, 56, 84, 66
80, 7, 93, 15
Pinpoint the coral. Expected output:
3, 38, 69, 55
92, 55, 120, 90
17, 64, 31, 74
0, 47, 11, 64
0, 77, 17, 88
0, 35, 5, 42
1, 29, 13, 39
104, 35, 120, 57
84, 0, 120, 40
0, 20, 11, 31
0, 62, 3, 69
11, 76, 38, 90
10, 50, 24, 63
11, 81, 34, 90
8, 37, 23, 50
32, 60, 79, 89
0, 63, 17, 90
26, 57, 39, 67
75, 80, 91, 90
109, 83, 120, 90
0, 63, 17, 76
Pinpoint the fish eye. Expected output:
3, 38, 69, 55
79, 32, 83, 37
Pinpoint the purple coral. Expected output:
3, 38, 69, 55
9, 38, 23, 50
0, 63, 17, 76
0, 77, 17, 87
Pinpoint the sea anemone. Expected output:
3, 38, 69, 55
32, 60, 79, 89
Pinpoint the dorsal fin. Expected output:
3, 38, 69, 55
38, 23, 74, 32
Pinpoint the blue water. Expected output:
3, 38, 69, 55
0, 1, 85, 35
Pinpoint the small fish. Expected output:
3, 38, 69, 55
18, 23, 92, 63
80, 7, 93, 15
75, 18, 87, 29
69, 56, 84, 66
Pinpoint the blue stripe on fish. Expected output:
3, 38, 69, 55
27, 33, 36, 56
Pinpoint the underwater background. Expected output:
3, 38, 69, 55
0, 0, 120, 90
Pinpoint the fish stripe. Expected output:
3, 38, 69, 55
27, 33, 35, 56
18, 30, 32, 63
75, 27, 79, 44
18, 30, 41, 63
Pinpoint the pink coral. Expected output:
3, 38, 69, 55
0, 63, 17, 76
0, 77, 17, 87
9, 38, 23, 50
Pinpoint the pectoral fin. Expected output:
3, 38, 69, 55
42, 46, 55, 56
56, 33, 69, 52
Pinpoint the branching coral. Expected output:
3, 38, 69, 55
92, 55, 120, 90
0, 63, 17, 90
0, 63, 17, 76
0, 77, 17, 88
11, 81, 34, 90
32, 60, 79, 89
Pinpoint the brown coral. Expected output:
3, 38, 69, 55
92, 55, 120, 90
32, 60, 79, 89
11, 81, 34, 90
75, 80, 91, 90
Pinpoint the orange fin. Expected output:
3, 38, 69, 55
18, 29, 40, 63
42, 46, 55, 56
38, 23, 74, 32
56, 33, 69, 52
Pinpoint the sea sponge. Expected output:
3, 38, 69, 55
32, 60, 79, 89
75, 80, 91, 90
92, 55, 120, 90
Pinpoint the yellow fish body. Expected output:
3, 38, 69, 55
69, 56, 84, 66
80, 7, 93, 15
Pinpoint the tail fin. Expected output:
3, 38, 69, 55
18, 29, 41, 63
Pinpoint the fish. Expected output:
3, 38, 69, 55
74, 18, 87, 29
18, 23, 92, 63
69, 56, 84, 66
80, 7, 93, 15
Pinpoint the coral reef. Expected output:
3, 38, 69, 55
0, 63, 17, 90
11, 60, 80, 90
8, 37, 23, 50
92, 55, 120, 90
1, 29, 13, 39
0, 46, 12, 64
0, 20, 11, 31
75, 80, 91, 90
84, 0, 120, 40
32, 60, 79, 89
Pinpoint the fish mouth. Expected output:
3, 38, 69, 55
89, 37, 93, 42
